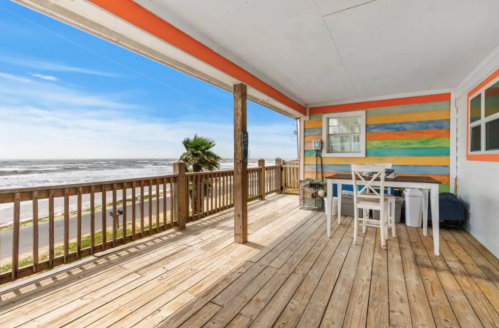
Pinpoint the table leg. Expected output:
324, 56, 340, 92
422, 189, 429, 235
337, 183, 343, 224
327, 180, 333, 238
430, 184, 440, 256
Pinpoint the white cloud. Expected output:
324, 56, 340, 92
0, 72, 298, 159
31, 73, 59, 81
0, 55, 118, 77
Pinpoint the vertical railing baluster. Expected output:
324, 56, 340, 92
90, 186, 95, 254
140, 181, 144, 237
77, 187, 82, 259
156, 179, 160, 231
49, 190, 55, 268
64, 189, 69, 263
32, 191, 39, 272
102, 185, 107, 251
132, 182, 136, 240
122, 183, 127, 243
201, 175, 205, 218
12, 193, 20, 280
148, 180, 153, 235
112, 184, 117, 247
170, 178, 174, 225
163, 178, 167, 227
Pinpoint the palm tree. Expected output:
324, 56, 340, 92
180, 135, 221, 172
180, 135, 221, 216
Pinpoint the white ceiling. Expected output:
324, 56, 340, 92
134, 0, 499, 106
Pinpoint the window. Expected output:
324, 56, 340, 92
322, 111, 366, 157
469, 79, 499, 153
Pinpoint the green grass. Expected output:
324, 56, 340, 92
0, 219, 163, 274
0, 193, 164, 232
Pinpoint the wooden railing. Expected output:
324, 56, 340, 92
282, 160, 300, 194
0, 175, 178, 284
0, 158, 299, 284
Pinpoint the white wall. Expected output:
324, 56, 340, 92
455, 45, 499, 257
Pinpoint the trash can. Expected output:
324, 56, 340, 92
404, 189, 423, 227
373, 196, 404, 223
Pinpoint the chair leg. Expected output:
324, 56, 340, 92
391, 199, 397, 238
353, 206, 358, 244
327, 210, 331, 239
379, 205, 386, 249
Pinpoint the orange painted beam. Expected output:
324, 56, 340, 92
88, 0, 305, 116
310, 93, 451, 114
366, 129, 450, 141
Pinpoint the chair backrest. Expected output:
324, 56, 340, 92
351, 164, 386, 205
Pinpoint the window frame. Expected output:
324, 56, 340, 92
321, 110, 366, 158
468, 76, 499, 155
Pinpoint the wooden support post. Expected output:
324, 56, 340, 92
276, 157, 283, 194
258, 159, 266, 200
234, 83, 248, 244
174, 161, 187, 230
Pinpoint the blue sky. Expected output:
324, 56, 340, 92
0, 1, 297, 159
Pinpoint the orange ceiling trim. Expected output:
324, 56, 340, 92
310, 93, 451, 114
87, 0, 305, 115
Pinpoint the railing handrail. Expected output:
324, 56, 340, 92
0, 174, 179, 203
185, 165, 278, 177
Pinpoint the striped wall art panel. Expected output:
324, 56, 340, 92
304, 95, 451, 192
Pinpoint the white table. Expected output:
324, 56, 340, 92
326, 174, 441, 256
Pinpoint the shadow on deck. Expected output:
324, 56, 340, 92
0, 194, 498, 328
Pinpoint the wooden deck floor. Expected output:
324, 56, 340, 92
1, 195, 499, 327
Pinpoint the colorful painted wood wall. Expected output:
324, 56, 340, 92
304, 93, 451, 192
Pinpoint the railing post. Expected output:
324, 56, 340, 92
276, 158, 283, 194
258, 159, 266, 200
174, 161, 187, 230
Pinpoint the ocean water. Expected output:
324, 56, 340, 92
0, 159, 272, 225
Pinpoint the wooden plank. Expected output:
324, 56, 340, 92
77, 187, 82, 259
367, 147, 450, 157
406, 226, 459, 328
450, 229, 499, 292
366, 110, 450, 125
304, 156, 450, 166
11, 193, 21, 280
112, 184, 117, 246
458, 230, 499, 272
131, 182, 136, 241
205, 267, 277, 327
140, 181, 145, 236
102, 185, 107, 250
234, 83, 248, 244
178, 302, 221, 328
48, 190, 55, 267
170, 178, 174, 225
296, 219, 355, 327
397, 224, 436, 328
64, 188, 70, 263
387, 230, 412, 328
274, 219, 351, 327
366, 101, 450, 116
90, 186, 95, 254
123, 184, 127, 242
418, 228, 483, 328
366, 230, 390, 328
440, 230, 499, 313
367, 138, 450, 149
429, 228, 499, 328
149, 181, 153, 234
367, 119, 449, 133
156, 179, 160, 230
340, 227, 376, 328
32, 191, 39, 273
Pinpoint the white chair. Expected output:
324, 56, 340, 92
351, 164, 396, 248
